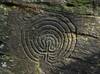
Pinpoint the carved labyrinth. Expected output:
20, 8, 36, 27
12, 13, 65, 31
21, 13, 77, 65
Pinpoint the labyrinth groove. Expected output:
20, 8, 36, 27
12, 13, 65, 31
21, 12, 77, 65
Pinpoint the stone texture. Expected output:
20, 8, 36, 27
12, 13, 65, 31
0, 0, 100, 74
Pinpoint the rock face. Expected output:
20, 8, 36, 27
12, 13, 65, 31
40, 0, 66, 4
0, 0, 100, 74
0, 0, 66, 4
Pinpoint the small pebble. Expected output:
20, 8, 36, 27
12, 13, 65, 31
0, 44, 4, 49
1, 62, 7, 68
0, 41, 4, 50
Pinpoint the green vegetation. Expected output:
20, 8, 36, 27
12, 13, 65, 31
40, 0, 94, 15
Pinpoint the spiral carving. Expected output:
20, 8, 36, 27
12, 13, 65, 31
21, 13, 77, 65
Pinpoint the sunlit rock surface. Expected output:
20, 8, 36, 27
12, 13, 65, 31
0, 0, 100, 74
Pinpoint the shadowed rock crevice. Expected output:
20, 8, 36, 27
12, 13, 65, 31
76, 32, 99, 39
0, 41, 5, 55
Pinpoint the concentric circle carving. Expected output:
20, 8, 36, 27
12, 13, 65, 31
21, 13, 77, 65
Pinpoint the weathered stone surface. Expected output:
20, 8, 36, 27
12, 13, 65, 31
0, 0, 100, 74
